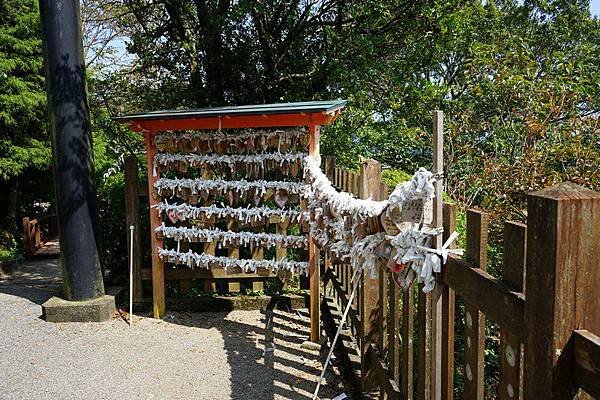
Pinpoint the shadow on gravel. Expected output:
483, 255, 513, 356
0, 259, 62, 306
159, 305, 344, 399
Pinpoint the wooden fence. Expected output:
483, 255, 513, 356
321, 156, 600, 400
22, 214, 59, 258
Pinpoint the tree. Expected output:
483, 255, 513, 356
0, 0, 50, 247
98, 0, 426, 109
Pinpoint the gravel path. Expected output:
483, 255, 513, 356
0, 259, 346, 400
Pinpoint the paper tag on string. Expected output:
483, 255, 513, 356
401, 199, 433, 224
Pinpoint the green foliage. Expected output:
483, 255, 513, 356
0, 0, 50, 180
381, 168, 412, 187
0, 239, 18, 262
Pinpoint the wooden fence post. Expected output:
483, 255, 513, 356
359, 158, 382, 391
463, 209, 489, 400
124, 156, 143, 303
524, 183, 600, 399
324, 156, 336, 181
401, 282, 415, 400
499, 221, 526, 400
441, 203, 457, 400
22, 217, 31, 257
431, 110, 444, 400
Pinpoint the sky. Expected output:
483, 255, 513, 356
591, 0, 600, 16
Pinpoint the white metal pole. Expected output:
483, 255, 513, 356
312, 267, 361, 400
129, 225, 134, 326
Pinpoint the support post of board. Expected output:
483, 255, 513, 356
523, 183, 600, 399
145, 131, 165, 319
124, 156, 143, 303
309, 124, 321, 343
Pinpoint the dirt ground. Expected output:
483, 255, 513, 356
0, 259, 348, 400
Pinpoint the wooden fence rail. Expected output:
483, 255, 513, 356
321, 156, 600, 400
22, 213, 59, 258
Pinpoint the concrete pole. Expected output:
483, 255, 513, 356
39, 0, 104, 301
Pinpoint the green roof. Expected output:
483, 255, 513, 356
114, 100, 347, 122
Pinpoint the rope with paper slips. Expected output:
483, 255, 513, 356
303, 155, 463, 399
153, 127, 309, 154
303, 155, 463, 292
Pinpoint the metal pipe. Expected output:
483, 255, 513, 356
129, 225, 134, 326
39, 0, 104, 301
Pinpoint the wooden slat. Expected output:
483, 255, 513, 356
22, 217, 32, 257
523, 184, 600, 399
227, 218, 240, 293
463, 209, 488, 400
309, 238, 321, 341
145, 131, 165, 319
441, 257, 525, 340
276, 219, 289, 261
325, 268, 360, 332
324, 156, 336, 181
572, 330, 600, 399
200, 167, 217, 293
379, 266, 388, 399
402, 283, 414, 400
499, 221, 526, 400
367, 343, 402, 400
359, 158, 383, 391
417, 287, 431, 400
141, 268, 276, 280
389, 273, 400, 388
251, 223, 265, 292
442, 203, 457, 400
137, 182, 149, 197
178, 219, 192, 294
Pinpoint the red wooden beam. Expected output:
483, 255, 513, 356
125, 111, 341, 133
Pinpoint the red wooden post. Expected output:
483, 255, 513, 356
524, 183, 600, 399
309, 124, 321, 343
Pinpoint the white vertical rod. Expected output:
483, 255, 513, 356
312, 266, 361, 400
129, 225, 134, 326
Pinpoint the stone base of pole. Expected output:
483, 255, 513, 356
42, 294, 116, 323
